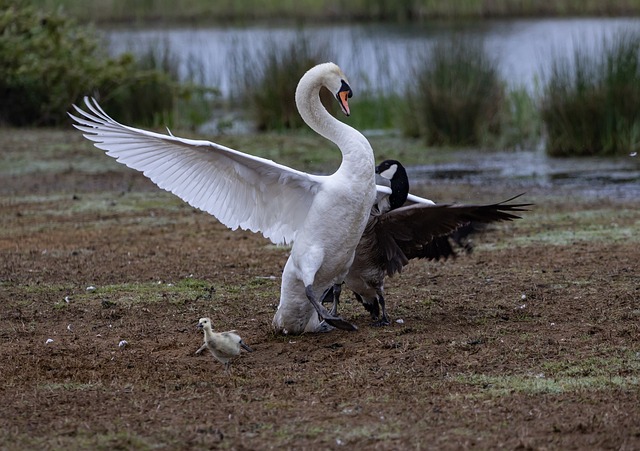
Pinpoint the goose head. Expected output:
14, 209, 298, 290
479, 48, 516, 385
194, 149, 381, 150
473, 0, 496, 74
376, 160, 409, 210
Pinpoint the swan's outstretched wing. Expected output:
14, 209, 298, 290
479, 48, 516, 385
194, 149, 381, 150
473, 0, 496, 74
70, 97, 325, 245
371, 196, 531, 275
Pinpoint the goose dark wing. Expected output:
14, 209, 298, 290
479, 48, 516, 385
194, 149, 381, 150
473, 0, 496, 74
372, 195, 531, 276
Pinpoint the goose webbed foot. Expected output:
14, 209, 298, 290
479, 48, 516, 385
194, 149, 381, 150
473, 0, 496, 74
305, 285, 357, 332
372, 317, 391, 327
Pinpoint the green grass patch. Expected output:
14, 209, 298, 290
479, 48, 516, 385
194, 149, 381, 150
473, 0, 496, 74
456, 372, 639, 396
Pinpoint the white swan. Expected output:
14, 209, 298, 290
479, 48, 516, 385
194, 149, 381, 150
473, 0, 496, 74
69, 62, 376, 334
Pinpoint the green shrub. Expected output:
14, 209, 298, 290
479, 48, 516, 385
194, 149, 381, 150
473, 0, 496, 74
541, 31, 640, 156
236, 35, 333, 131
0, 0, 213, 127
403, 37, 505, 147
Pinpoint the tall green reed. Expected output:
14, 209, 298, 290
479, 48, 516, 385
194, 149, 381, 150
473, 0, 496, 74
402, 37, 506, 147
541, 31, 640, 156
232, 34, 333, 130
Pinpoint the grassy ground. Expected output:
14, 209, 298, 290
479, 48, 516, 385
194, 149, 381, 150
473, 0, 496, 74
1, 128, 639, 449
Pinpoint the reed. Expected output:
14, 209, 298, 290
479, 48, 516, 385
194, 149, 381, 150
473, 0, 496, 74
403, 37, 505, 147
233, 35, 332, 130
540, 31, 640, 156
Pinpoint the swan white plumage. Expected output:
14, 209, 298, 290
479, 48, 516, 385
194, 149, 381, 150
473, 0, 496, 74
69, 62, 377, 334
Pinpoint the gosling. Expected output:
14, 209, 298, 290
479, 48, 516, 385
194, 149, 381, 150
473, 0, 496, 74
195, 317, 253, 372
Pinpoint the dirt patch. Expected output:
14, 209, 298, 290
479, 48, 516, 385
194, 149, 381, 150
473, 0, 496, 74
1, 130, 639, 449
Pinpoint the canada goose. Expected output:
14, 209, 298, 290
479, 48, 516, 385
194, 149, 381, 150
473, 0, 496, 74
328, 159, 531, 326
195, 317, 253, 372
69, 62, 377, 334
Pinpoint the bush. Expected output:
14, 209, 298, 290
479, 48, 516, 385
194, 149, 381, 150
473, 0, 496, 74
540, 31, 640, 156
402, 37, 505, 147
0, 0, 212, 127
235, 35, 333, 131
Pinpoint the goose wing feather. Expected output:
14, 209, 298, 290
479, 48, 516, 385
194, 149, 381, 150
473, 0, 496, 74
372, 196, 531, 276
69, 97, 325, 245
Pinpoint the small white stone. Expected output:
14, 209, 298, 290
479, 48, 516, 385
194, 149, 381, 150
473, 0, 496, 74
521, 294, 527, 300
395, 318, 405, 324
45, 338, 54, 344
86, 286, 96, 292
67, 324, 72, 331
64, 296, 71, 303
336, 439, 345, 446
630, 152, 637, 157
118, 340, 128, 348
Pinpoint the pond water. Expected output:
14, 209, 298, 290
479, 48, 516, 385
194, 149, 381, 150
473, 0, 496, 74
104, 18, 640, 96
407, 149, 640, 200
103, 19, 640, 198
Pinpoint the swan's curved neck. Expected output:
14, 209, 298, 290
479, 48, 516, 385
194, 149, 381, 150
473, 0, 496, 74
295, 70, 371, 169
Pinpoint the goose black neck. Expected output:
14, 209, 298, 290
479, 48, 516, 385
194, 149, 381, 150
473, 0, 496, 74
389, 165, 409, 210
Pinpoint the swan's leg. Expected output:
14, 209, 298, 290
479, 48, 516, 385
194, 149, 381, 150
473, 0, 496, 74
304, 285, 357, 331
320, 286, 334, 306
329, 283, 342, 316
372, 293, 390, 327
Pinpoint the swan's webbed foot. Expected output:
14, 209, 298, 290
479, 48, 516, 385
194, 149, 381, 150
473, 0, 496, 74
316, 321, 336, 333
305, 285, 357, 332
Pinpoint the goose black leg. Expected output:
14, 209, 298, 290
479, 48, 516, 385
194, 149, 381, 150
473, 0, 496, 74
355, 292, 380, 321
305, 285, 357, 331
372, 293, 390, 327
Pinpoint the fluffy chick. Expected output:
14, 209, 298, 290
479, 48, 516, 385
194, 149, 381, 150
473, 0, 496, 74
195, 317, 253, 372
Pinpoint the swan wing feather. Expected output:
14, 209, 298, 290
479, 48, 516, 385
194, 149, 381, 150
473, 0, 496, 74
69, 97, 324, 245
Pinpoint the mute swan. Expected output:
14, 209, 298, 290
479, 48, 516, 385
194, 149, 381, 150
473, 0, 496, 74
328, 159, 531, 326
195, 317, 253, 372
69, 62, 376, 334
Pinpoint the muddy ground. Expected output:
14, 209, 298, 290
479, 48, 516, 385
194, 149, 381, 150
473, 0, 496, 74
1, 129, 639, 450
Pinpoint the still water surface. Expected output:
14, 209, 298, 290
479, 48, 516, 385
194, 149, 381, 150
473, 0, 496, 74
105, 18, 640, 96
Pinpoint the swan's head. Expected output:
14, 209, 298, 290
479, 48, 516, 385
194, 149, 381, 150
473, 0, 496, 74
197, 317, 212, 331
302, 62, 353, 116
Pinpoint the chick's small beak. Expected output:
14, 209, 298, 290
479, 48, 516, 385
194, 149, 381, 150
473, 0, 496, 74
197, 323, 203, 330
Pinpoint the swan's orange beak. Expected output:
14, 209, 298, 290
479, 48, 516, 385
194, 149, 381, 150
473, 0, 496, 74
336, 79, 353, 117
338, 90, 351, 116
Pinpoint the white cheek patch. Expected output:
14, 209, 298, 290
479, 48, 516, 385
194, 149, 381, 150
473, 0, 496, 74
379, 164, 398, 180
